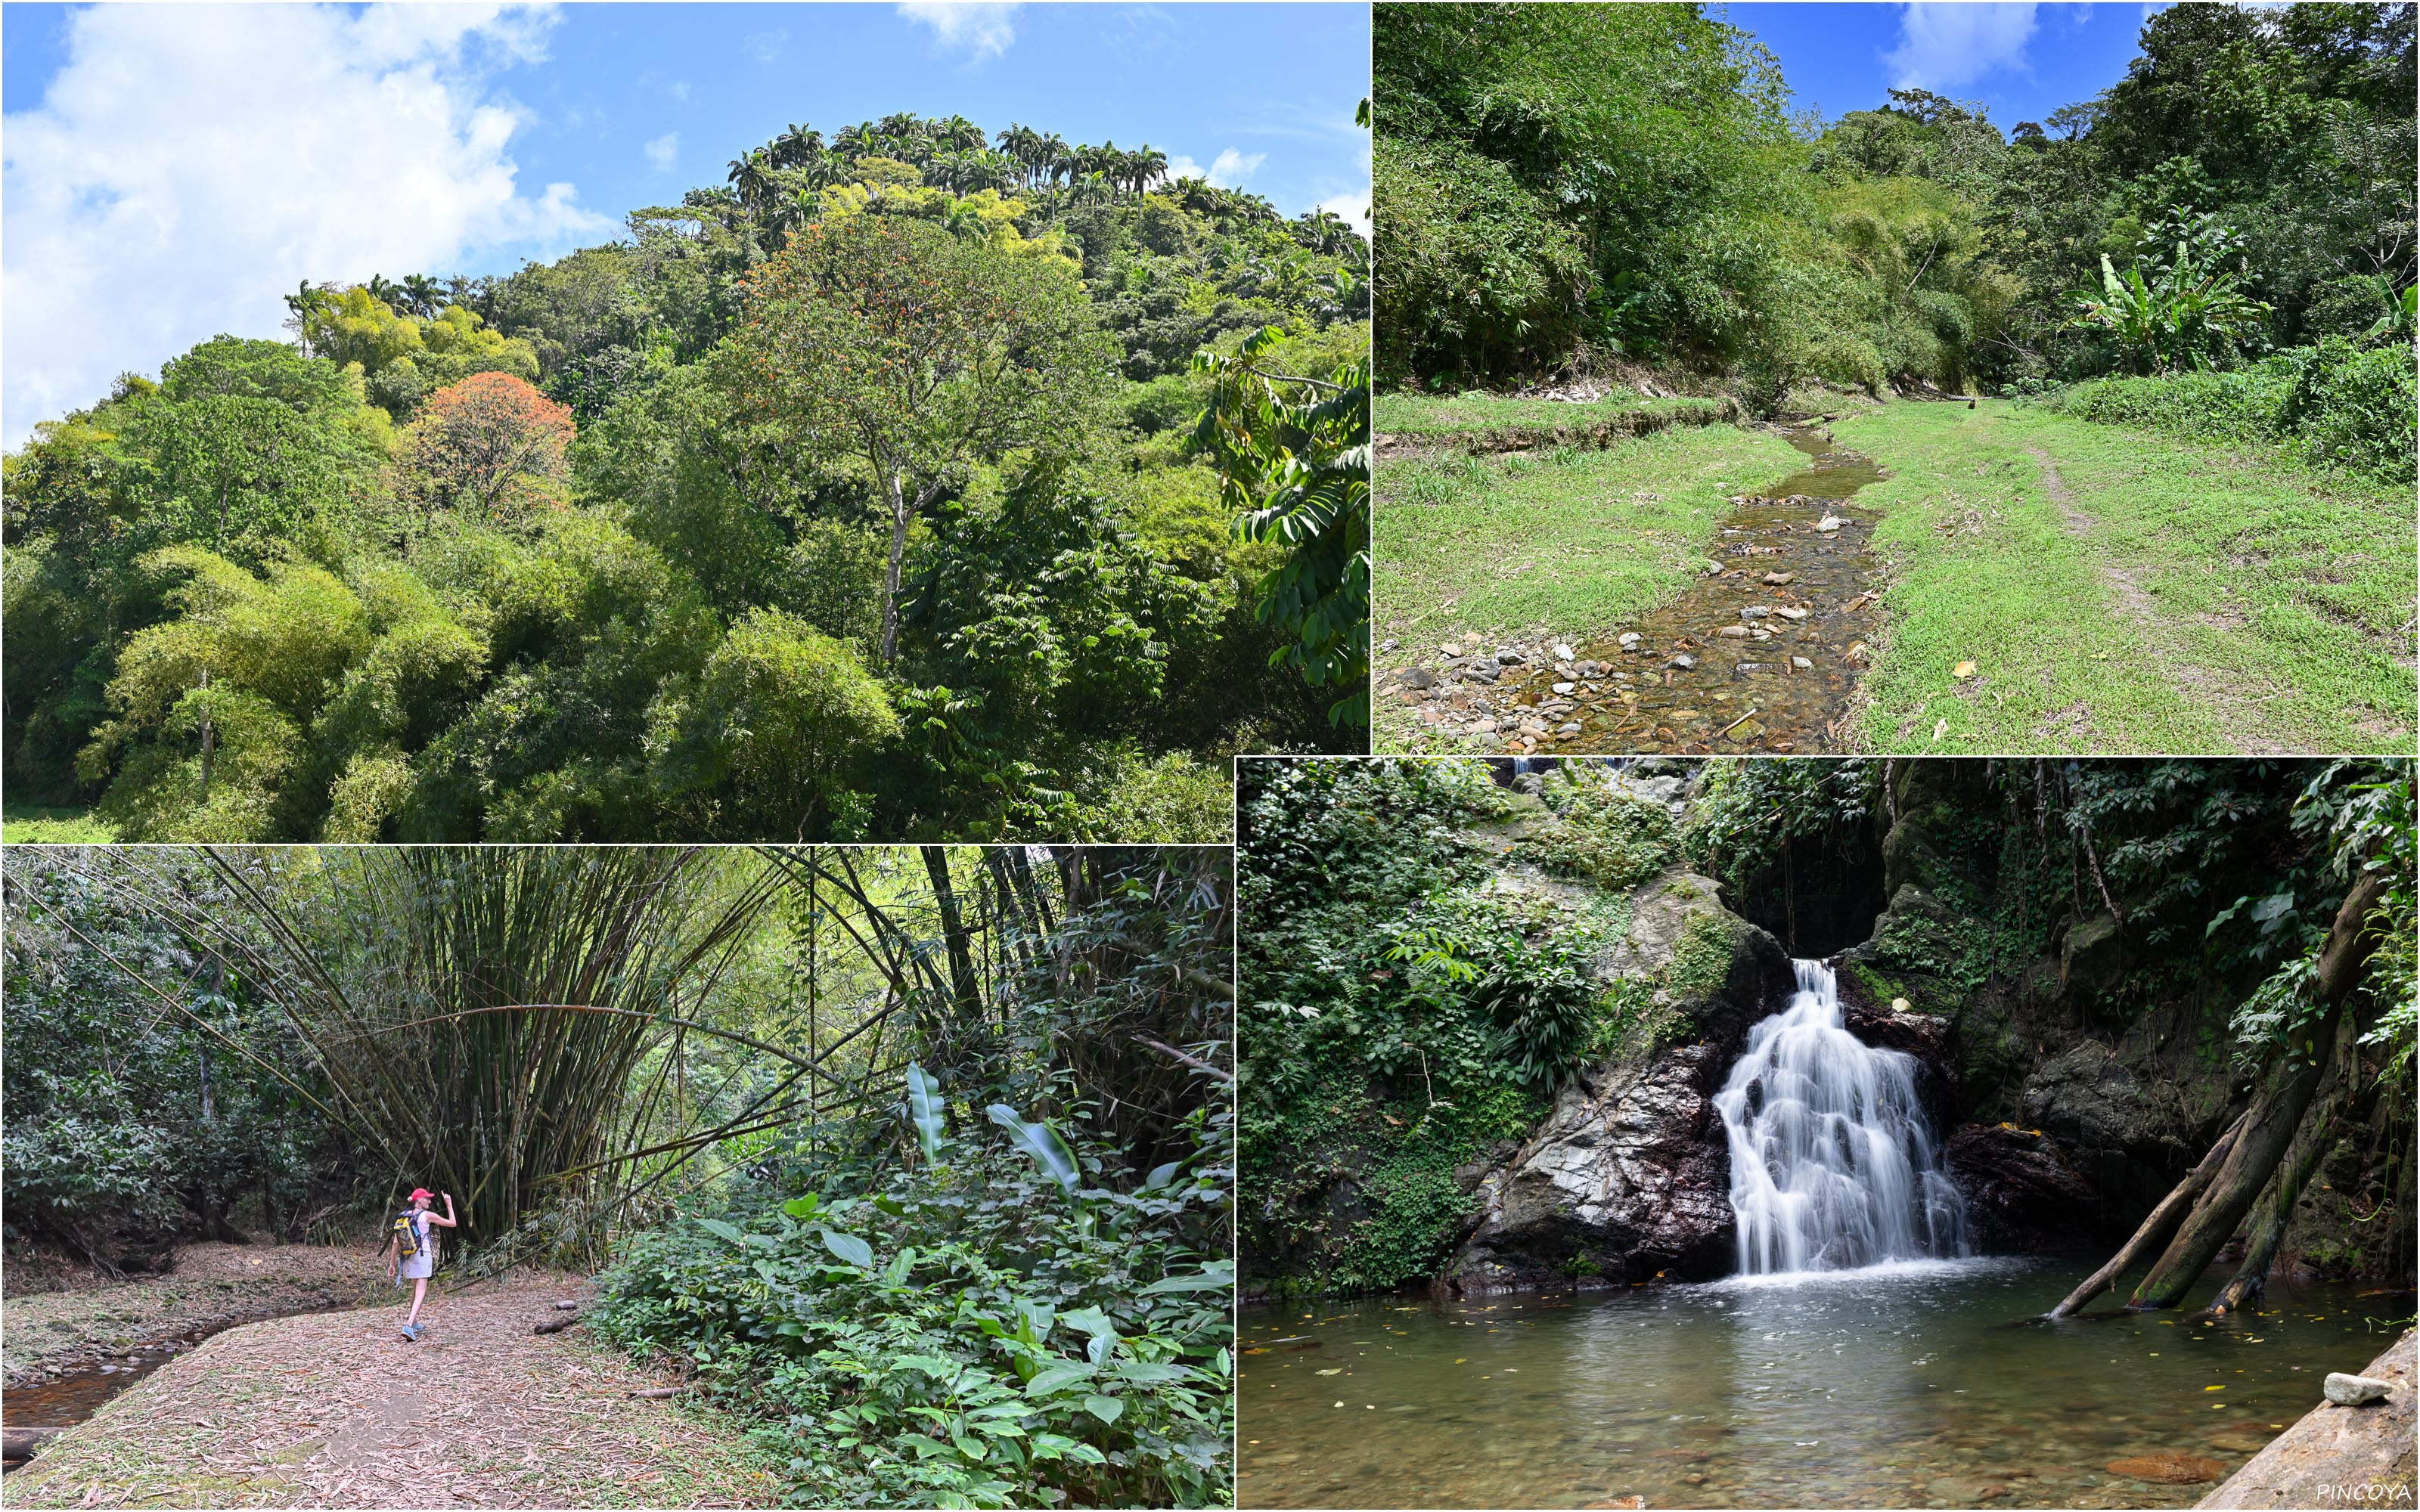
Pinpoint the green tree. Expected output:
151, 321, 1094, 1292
718, 212, 1117, 663
656, 608, 900, 840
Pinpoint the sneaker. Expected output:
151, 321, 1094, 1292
401, 1323, 423, 1341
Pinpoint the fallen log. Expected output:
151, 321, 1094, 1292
2130, 871, 2384, 1309
533, 1314, 581, 1334
2046, 1107, 2250, 1319
628, 1386, 684, 1399
2201, 1013, 2360, 1318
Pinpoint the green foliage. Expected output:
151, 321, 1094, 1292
2, 850, 356, 1266
1190, 326, 1371, 727
5, 107, 1367, 841
1376, 2, 2414, 409
588, 1132, 1233, 1508
1522, 778, 1678, 889
1240, 758, 1676, 1294
2063, 210, 2273, 374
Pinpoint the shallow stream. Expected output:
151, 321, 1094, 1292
1239, 1265, 2413, 1508
1494, 426, 1888, 754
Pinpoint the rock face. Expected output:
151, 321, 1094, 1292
1441, 872, 1793, 1291
1943, 1122, 2099, 1253
2199, 1330, 2414, 1509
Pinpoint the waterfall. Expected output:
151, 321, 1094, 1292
1712, 959, 1968, 1275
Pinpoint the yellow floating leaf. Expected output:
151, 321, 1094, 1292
1953, 661, 1977, 679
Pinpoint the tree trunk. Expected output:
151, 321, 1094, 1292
2127, 870, 2385, 1309
879, 466, 910, 665
2046, 1107, 2250, 1319
2201, 1012, 2359, 1317
921, 845, 984, 1037
197, 669, 216, 802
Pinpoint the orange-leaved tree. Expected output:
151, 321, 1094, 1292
392, 372, 575, 538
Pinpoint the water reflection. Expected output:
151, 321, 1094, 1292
1239, 1263, 2411, 1509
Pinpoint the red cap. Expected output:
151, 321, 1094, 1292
408, 1188, 433, 1204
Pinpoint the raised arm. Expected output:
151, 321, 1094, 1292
430, 1192, 461, 1228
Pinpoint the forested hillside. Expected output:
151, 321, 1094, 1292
4, 113, 1371, 842
1376, 3, 2413, 481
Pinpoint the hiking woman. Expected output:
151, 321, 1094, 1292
380, 1188, 457, 1340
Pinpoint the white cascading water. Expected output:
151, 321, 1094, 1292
1712, 959, 1969, 1275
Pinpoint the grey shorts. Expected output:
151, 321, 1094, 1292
402, 1251, 434, 1280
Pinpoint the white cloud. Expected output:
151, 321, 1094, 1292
745, 29, 786, 64
644, 132, 680, 172
1208, 148, 1267, 187
1319, 190, 1370, 239
1168, 148, 1267, 191
897, 2, 1021, 60
3, 2, 613, 447
1883, 3, 2040, 92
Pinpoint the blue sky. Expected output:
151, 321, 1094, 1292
1720, 2, 2161, 134
2, 3, 1370, 446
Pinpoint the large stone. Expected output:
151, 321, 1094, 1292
1943, 1123, 2099, 1253
2200, 1331, 2414, 1508
2325, 1374, 2394, 1407
1441, 875, 1793, 1292
2060, 911, 2127, 1006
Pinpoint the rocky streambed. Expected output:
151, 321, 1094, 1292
1382, 427, 1892, 754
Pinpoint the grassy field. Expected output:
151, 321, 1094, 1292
1374, 423, 1804, 658
1373, 396, 2414, 754
1835, 399, 2414, 753
1, 803, 115, 843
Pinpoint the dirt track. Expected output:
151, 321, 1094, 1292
3, 1275, 774, 1508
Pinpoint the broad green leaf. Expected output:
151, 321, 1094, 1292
1139, 1260, 1233, 1294
1143, 1160, 1184, 1190
781, 1194, 821, 1219
906, 1062, 949, 1165
1083, 1394, 1124, 1425
821, 1228, 873, 1269
698, 1218, 746, 1247
985, 1103, 1081, 1191
1022, 1362, 1092, 1396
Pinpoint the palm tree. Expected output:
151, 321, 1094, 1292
400, 274, 444, 318
994, 124, 1039, 189
282, 280, 334, 356
727, 150, 777, 219
935, 114, 985, 153
1133, 146, 1169, 195
834, 121, 880, 158
772, 123, 822, 169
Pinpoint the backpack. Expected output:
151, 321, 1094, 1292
392, 1210, 420, 1259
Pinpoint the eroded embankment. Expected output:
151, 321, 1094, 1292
1375, 395, 1745, 460
4, 1244, 381, 1394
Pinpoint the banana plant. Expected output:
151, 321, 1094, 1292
904, 1062, 949, 1167
2363, 276, 2416, 346
988, 1103, 1094, 1236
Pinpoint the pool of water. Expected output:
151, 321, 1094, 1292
1491, 426, 1888, 755
1239, 1262, 2414, 1509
